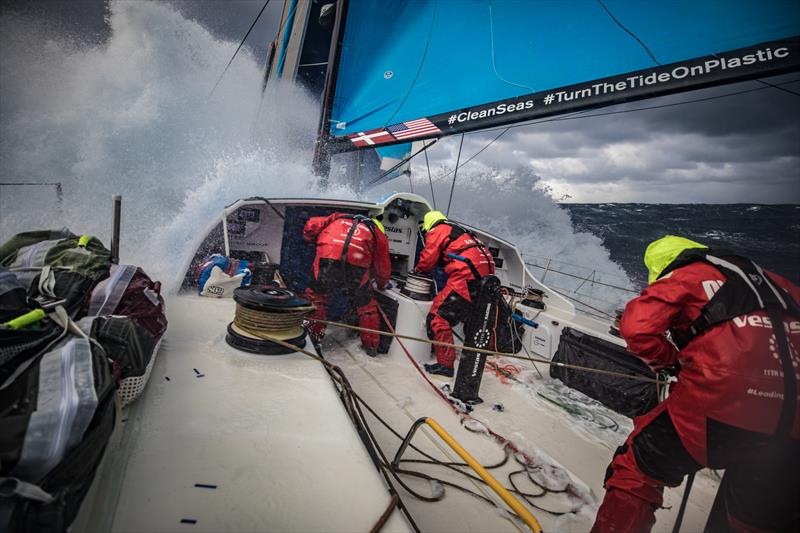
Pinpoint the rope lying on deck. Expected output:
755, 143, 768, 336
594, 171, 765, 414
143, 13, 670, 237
252, 331, 556, 530
308, 318, 667, 386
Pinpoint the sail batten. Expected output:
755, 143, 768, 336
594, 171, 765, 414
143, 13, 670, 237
326, 0, 800, 152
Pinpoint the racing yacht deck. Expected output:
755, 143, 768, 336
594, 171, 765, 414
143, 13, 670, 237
73, 295, 410, 532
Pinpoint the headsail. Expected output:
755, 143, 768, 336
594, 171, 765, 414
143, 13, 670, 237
321, 0, 800, 155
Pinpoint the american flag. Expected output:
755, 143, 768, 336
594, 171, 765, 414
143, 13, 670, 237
347, 128, 393, 147
386, 118, 441, 140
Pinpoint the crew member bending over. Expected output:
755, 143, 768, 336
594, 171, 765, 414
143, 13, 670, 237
303, 213, 391, 356
592, 235, 800, 533
415, 210, 495, 377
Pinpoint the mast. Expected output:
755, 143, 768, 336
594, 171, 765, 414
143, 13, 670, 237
312, 0, 349, 182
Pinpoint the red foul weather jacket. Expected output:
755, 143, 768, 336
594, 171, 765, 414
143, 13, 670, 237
303, 213, 391, 288
620, 261, 800, 464
416, 222, 495, 286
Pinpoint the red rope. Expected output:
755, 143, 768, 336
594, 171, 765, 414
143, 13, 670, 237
374, 304, 541, 468
374, 304, 457, 410
488, 362, 520, 384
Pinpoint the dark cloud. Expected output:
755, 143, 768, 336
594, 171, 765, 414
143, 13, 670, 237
0, 0, 282, 60
1, 0, 798, 203
416, 73, 800, 203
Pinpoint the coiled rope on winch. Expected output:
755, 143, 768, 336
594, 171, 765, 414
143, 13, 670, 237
401, 272, 434, 301
226, 287, 314, 354
234, 304, 312, 335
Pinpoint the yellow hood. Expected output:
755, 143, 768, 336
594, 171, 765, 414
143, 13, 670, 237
644, 235, 707, 284
421, 210, 447, 232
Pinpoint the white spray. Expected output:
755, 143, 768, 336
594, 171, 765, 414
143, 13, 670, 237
1, 1, 633, 303
0, 1, 354, 289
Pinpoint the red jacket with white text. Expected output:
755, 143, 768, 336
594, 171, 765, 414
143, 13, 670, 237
620, 262, 800, 463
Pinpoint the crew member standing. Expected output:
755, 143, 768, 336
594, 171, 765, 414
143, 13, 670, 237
592, 235, 800, 533
415, 210, 495, 377
303, 213, 391, 356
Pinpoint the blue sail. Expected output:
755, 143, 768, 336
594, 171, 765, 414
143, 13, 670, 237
329, 0, 800, 143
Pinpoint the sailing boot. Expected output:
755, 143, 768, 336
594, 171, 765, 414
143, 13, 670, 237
364, 345, 378, 357
424, 363, 454, 377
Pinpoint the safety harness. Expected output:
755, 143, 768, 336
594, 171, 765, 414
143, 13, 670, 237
334, 214, 378, 278
660, 250, 800, 436
429, 220, 494, 282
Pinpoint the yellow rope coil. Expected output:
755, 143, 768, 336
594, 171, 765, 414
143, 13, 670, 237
233, 303, 314, 339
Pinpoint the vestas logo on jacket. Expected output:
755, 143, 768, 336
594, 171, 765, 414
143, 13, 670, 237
702, 280, 724, 300
703, 279, 800, 333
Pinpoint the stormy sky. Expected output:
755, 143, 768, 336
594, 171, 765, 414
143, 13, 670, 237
1, 0, 798, 204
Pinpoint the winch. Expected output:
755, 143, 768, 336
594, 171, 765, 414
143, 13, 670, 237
401, 272, 433, 301
226, 286, 314, 355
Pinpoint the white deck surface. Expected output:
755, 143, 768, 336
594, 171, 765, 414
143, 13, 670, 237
74, 291, 717, 533
94, 295, 409, 532
321, 288, 719, 533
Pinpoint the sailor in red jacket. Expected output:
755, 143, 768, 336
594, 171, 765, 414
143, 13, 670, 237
592, 236, 800, 533
415, 211, 495, 377
302, 213, 391, 356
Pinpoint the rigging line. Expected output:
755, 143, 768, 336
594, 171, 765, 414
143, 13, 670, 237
547, 286, 616, 319
264, 334, 537, 529
424, 141, 437, 209
446, 134, 465, 217
474, 79, 800, 135
756, 78, 800, 97
313, 318, 666, 384
596, 0, 660, 65
524, 261, 638, 293
522, 253, 634, 283
434, 127, 510, 183
333, 340, 517, 519
209, 0, 272, 98
368, 139, 438, 185
382, 3, 438, 127
488, 0, 534, 94
543, 82, 800, 122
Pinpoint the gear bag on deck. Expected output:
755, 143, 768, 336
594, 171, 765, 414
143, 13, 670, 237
0, 270, 64, 384
83, 263, 167, 341
79, 263, 167, 406
0, 271, 116, 533
0, 230, 112, 317
79, 315, 157, 407
551, 328, 658, 418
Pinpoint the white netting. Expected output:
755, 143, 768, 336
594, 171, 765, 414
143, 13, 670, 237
117, 338, 161, 407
